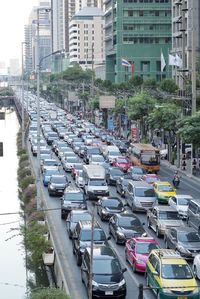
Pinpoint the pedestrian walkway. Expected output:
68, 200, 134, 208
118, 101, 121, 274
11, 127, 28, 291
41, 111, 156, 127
161, 159, 200, 182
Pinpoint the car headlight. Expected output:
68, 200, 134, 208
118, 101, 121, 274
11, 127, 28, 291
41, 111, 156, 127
116, 231, 125, 238
177, 245, 190, 254
118, 279, 126, 287
50, 185, 55, 189
136, 259, 145, 265
92, 280, 99, 287
102, 209, 108, 214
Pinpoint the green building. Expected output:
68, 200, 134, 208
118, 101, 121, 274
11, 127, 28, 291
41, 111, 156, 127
105, 0, 172, 83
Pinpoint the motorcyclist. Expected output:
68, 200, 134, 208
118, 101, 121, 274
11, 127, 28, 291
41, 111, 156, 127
173, 170, 180, 187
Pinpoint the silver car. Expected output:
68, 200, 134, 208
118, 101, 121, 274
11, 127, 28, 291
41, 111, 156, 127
66, 210, 92, 238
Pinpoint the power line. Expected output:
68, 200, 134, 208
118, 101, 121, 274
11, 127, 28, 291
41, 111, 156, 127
0, 207, 61, 217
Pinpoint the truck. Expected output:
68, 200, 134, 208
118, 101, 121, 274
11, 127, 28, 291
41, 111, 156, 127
82, 165, 109, 200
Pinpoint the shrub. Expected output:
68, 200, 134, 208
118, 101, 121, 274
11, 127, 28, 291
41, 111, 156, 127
30, 288, 70, 299
18, 167, 32, 180
19, 175, 35, 191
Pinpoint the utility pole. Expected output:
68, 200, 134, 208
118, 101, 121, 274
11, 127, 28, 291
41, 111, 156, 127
21, 42, 25, 149
91, 43, 94, 98
89, 204, 95, 299
191, 0, 196, 115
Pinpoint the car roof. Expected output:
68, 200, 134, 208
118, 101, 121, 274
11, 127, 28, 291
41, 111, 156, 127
64, 186, 82, 193
116, 212, 138, 219
171, 226, 197, 233
155, 181, 171, 186
151, 249, 186, 264
154, 206, 177, 212
70, 210, 91, 216
78, 220, 100, 229
129, 181, 152, 187
173, 195, 193, 199
133, 236, 157, 243
87, 245, 116, 259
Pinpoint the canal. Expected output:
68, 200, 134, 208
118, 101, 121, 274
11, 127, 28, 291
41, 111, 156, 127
0, 109, 26, 298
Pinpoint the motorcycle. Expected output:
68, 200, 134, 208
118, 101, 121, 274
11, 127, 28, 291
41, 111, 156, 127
173, 175, 180, 188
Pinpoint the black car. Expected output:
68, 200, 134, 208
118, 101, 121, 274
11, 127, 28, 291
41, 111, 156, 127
72, 220, 109, 266
164, 227, 200, 259
81, 245, 127, 299
109, 213, 145, 244
48, 174, 69, 196
61, 187, 87, 219
97, 197, 125, 221
106, 167, 124, 186
116, 174, 133, 197
83, 146, 101, 164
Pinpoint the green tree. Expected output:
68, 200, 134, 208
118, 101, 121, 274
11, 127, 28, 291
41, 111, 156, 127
30, 288, 70, 299
128, 75, 143, 87
143, 78, 157, 88
178, 111, 200, 148
160, 78, 178, 94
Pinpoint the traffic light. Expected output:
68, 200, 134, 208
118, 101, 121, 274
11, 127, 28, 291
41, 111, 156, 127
0, 142, 3, 157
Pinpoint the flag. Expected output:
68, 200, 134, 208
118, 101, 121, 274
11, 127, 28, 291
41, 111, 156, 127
161, 51, 166, 72
169, 54, 177, 66
131, 64, 134, 77
175, 54, 183, 68
121, 58, 131, 67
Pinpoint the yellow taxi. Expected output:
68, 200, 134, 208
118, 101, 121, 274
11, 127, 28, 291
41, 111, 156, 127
145, 249, 199, 299
153, 181, 176, 204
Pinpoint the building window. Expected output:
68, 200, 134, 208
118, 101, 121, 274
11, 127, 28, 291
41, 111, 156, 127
156, 61, 161, 72
141, 61, 150, 72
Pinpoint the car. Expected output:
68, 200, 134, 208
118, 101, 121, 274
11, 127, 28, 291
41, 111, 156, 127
164, 227, 200, 259
168, 194, 193, 219
142, 173, 159, 185
109, 213, 145, 244
146, 249, 199, 299
97, 197, 125, 221
72, 220, 109, 266
41, 158, 60, 173
75, 170, 84, 188
61, 187, 87, 219
88, 154, 105, 166
127, 166, 146, 181
193, 254, 200, 280
147, 206, 184, 238
125, 236, 158, 273
43, 167, 60, 186
66, 210, 92, 239
81, 245, 127, 299
116, 174, 133, 197
62, 157, 80, 172
153, 181, 176, 204
112, 156, 132, 172
106, 167, 124, 186
71, 163, 83, 180
48, 174, 69, 196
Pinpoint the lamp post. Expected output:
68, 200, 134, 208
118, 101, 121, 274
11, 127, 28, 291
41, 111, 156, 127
21, 42, 26, 149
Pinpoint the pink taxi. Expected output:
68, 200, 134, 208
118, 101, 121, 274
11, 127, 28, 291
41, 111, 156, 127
125, 236, 158, 273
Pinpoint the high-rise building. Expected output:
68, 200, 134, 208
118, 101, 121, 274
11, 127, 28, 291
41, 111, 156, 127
68, 0, 103, 20
9, 58, 20, 76
105, 0, 172, 83
69, 7, 105, 77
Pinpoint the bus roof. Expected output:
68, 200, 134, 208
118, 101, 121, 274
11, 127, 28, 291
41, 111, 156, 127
131, 143, 160, 152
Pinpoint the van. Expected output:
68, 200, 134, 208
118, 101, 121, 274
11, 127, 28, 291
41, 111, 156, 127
187, 199, 200, 233
125, 181, 156, 212
82, 165, 109, 199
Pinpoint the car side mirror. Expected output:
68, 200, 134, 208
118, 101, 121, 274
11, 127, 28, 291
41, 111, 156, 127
152, 271, 158, 276
142, 222, 145, 226
122, 268, 127, 273
81, 266, 87, 272
107, 235, 111, 240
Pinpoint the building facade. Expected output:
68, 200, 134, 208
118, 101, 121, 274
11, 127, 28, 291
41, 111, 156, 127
68, 0, 103, 20
69, 7, 105, 75
105, 0, 172, 83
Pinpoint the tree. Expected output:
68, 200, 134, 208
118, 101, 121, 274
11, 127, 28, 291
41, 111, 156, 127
178, 111, 200, 148
143, 78, 157, 88
160, 78, 178, 94
30, 288, 70, 299
128, 75, 143, 87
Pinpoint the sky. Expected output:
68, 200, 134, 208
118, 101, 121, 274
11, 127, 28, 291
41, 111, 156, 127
0, 0, 39, 68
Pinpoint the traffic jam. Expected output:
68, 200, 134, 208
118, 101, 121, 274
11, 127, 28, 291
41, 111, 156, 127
28, 96, 200, 299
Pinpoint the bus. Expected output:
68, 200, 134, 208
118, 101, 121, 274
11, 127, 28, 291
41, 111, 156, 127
129, 143, 160, 173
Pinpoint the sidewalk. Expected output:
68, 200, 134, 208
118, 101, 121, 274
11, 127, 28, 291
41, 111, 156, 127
161, 159, 200, 183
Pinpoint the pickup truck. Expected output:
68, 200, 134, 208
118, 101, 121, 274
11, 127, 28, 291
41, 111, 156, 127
147, 206, 184, 238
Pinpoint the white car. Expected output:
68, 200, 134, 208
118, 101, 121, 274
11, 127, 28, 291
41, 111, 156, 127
168, 195, 193, 219
75, 170, 84, 188
193, 254, 200, 279
89, 155, 105, 165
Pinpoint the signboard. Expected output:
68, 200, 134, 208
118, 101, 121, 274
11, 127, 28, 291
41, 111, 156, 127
131, 125, 138, 143
99, 96, 116, 109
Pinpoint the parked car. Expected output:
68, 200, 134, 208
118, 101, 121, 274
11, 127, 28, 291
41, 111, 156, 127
168, 195, 193, 219
109, 213, 145, 244
66, 210, 92, 239
106, 167, 124, 186
61, 187, 87, 219
97, 197, 125, 221
81, 246, 127, 298
146, 249, 199, 299
125, 236, 158, 272
147, 206, 184, 238
48, 174, 69, 196
164, 227, 200, 259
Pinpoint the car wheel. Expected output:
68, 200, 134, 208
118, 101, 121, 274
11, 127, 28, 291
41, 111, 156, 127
76, 252, 82, 266
156, 227, 161, 238
69, 230, 72, 240
147, 218, 151, 228
100, 210, 104, 221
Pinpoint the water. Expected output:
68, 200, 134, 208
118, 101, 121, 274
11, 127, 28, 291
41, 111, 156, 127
0, 109, 26, 299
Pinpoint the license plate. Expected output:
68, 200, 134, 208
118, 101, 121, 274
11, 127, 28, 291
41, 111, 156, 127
177, 297, 187, 299
58, 190, 63, 192
105, 291, 113, 295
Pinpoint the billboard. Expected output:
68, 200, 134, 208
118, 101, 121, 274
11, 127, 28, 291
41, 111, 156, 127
99, 96, 116, 109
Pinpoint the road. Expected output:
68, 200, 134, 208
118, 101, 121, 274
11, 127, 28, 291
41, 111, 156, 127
28, 140, 200, 299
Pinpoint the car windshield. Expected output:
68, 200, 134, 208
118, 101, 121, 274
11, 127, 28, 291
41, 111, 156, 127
177, 198, 190, 206
110, 169, 123, 176
89, 180, 107, 186
158, 185, 174, 192
116, 158, 128, 163
118, 217, 141, 227
72, 213, 92, 222
102, 199, 123, 209
74, 164, 83, 170
67, 158, 78, 163
92, 156, 104, 162
136, 243, 158, 254
80, 229, 106, 241
109, 151, 120, 156
159, 211, 179, 220
135, 188, 155, 197
178, 231, 200, 242
93, 258, 121, 275
51, 177, 66, 183
45, 169, 59, 175
145, 177, 158, 183
162, 264, 193, 279
44, 160, 57, 166
64, 193, 84, 201
141, 154, 159, 164
88, 149, 100, 155
131, 168, 144, 175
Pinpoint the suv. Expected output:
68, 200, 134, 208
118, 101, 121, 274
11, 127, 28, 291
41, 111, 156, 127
72, 220, 108, 266
147, 206, 184, 238
187, 199, 200, 233
61, 187, 87, 219
81, 246, 127, 299
146, 249, 198, 299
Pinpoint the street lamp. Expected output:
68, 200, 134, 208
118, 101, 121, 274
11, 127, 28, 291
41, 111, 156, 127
21, 41, 28, 149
